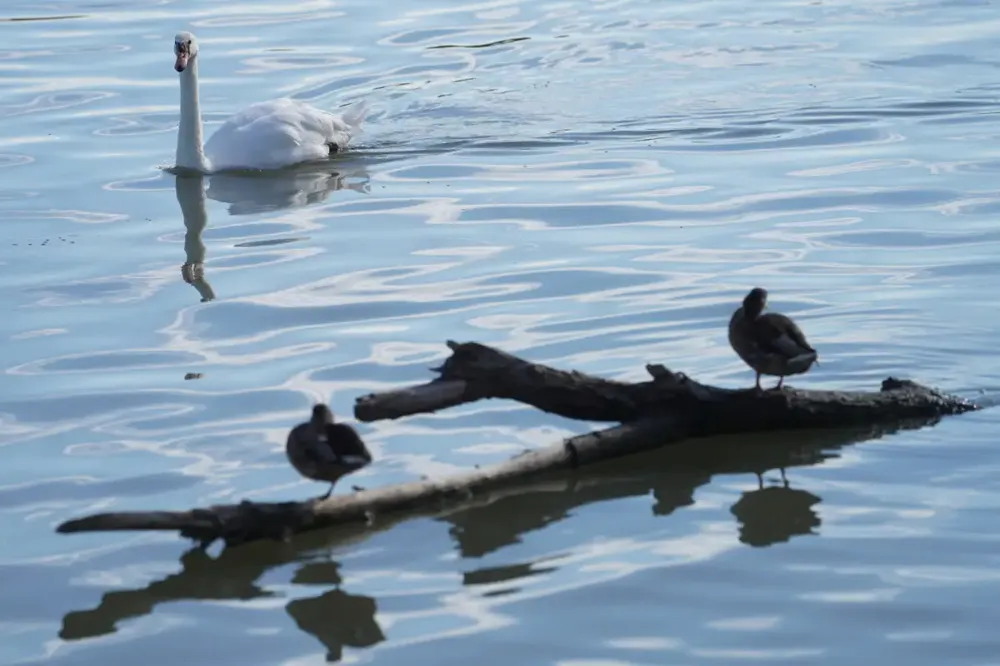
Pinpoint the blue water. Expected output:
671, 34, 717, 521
4, 0, 1000, 663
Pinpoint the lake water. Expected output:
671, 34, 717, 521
4, 0, 1000, 663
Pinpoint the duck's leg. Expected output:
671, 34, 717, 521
754, 371, 763, 392
317, 483, 334, 501
774, 375, 785, 390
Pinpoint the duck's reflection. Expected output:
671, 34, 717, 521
60, 546, 276, 640
730, 470, 821, 547
443, 421, 928, 560
287, 559, 385, 662
58, 418, 934, 658
174, 161, 370, 302
59, 528, 386, 662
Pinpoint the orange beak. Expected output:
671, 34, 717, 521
175, 52, 189, 72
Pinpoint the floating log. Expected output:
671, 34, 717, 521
355, 341, 976, 426
55, 340, 979, 549
56, 423, 923, 645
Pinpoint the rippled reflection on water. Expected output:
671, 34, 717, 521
4, 0, 1000, 663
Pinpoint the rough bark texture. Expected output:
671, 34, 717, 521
56, 340, 979, 549
355, 341, 976, 426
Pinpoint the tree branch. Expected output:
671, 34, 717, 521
55, 340, 978, 549
355, 340, 976, 425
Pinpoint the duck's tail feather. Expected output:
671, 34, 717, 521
787, 351, 819, 373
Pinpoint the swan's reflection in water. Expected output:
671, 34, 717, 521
176, 174, 215, 303
206, 164, 370, 217
57, 420, 932, 660
174, 161, 370, 302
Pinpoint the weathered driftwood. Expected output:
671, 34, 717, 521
57, 421, 922, 646
56, 340, 978, 549
356, 341, 977, 426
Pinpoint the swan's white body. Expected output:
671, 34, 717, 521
173, 31, 366, 173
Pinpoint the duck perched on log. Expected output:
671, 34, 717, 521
728, 287, 819, 391
286, 404, 373, 500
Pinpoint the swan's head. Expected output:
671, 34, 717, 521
174, 31, 198, 73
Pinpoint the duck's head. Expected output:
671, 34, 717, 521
174, 31, 199, 73
310, 403, 335, 427
743, 287, 768, 318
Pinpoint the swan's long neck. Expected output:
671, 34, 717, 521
176, 59, 210, 173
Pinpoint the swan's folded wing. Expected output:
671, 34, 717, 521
290, 99, 366, 153
204, 99, 363, 171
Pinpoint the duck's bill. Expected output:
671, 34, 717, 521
175, 53, 189, 72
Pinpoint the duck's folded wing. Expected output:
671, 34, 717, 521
326, 423, 373, 468
755, 314, 815, 358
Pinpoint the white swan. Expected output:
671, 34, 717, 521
173, 31, 367, 173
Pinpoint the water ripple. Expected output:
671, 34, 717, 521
4, 0, 1000, 663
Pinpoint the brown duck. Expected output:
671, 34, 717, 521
728, 287, 818, 391
286, 404, 372, 500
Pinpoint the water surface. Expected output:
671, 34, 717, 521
3, 0, 1000, 663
